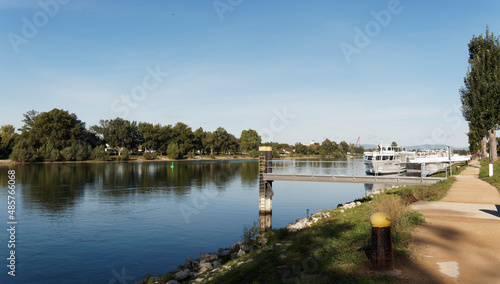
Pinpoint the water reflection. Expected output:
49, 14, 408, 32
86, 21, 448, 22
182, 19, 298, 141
0, 160, 258, 212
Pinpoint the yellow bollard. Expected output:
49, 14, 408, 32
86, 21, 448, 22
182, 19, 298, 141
370, 212, 393, 270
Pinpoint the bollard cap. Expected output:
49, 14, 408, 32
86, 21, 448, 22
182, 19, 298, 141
370, 212, 392, 227
259, 146, 272, 152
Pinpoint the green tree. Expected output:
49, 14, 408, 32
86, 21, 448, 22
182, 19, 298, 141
320, 139, 336, 155
0, 125, 17, 158
239, 129, 261, 154
339, 141, 349, 154
213, 127, 231, 155
460, 26, 500, 161
391, 141, 398, 147
171, 122, 194, 155
193, 127, 205, 154
203, 131, 215, 155
167, 142, 183, 159
21, 108, 88, 151
91, 118, 139, 156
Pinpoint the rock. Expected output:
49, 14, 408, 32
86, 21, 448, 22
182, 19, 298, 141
220, 249, 232, 256
279, 253, 286, 259
199, 267, 208, 274
237, 249, 246, 257
275, 243, 283, 246
174, 269, 190, 281
259, 237, 268, 246
230, 252, 238, 259
167, 280, 180, 284
200, 262, 213, 270
213, 261, 221, 268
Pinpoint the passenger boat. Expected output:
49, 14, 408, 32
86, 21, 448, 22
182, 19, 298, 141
364, 144, 416, 175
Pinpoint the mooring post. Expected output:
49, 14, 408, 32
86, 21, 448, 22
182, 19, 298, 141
258, 146, 273, 217
370, 212, 394, 270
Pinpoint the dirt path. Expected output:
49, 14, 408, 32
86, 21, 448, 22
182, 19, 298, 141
397, 159, 500, 283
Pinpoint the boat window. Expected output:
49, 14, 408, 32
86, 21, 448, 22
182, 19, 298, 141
376, 156, 381, 160
390, 156, 393, 160
365, 156, 372, 160
382, 156, 389, 160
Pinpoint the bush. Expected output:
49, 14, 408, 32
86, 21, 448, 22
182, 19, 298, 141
241, 221, 259, 243
188, 150, 195, 159
91, 145, 109, 161
119, 148, 130, 161
75, 143, 92, 161
167, 143, 183, 159
248, 149, 258, 158
10, 139, 37, 162
143, 152, 157, 160
61, 146, 77, 161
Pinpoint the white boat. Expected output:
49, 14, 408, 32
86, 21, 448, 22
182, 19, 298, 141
409, 150, 471, 175
364, 144, 416, 175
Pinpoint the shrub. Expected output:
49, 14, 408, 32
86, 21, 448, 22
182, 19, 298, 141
61, 146, 77, 161
167, 143, 183, 159
91, 145, 109, 161
188, 150, 196, 159
10, 139, 37, 162
248, 149, 258, 158
143, 152, 157, 160
120, 148, 130, 161
241, 221, 259, 243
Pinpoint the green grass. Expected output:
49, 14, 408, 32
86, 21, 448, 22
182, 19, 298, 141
479, 159, 500, 192
148, 167, 460, 284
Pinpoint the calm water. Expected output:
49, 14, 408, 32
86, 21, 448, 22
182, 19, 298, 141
0, 159, 369, 284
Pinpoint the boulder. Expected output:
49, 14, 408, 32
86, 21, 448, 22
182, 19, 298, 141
200, 262, 213, 270
174, 269, 190, 281
213, 260, 221, 268
237, 249, 246, 257
167, 280, 180, 284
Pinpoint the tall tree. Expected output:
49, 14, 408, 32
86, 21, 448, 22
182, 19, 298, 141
171, 122, 194, 155
239, 129, 261, 154
91, 118, 139, 155
460, 27, 500, 161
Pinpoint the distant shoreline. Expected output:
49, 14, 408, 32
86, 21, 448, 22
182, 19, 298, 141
0, 154, 366, 166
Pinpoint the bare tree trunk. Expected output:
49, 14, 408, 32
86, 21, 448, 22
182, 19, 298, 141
481, 136, 488, 160
489, 128, 498, 162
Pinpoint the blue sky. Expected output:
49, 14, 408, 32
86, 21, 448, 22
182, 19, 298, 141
1, 0, 499, 148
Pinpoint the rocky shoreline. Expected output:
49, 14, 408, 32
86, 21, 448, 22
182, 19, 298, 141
136, 187, 393, 284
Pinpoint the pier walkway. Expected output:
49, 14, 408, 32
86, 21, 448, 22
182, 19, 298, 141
399, 159, 500, 283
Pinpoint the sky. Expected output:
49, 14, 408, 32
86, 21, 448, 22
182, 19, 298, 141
1, 0, 499, 148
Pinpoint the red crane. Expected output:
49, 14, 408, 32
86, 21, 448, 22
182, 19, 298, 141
355, 137, 360, 147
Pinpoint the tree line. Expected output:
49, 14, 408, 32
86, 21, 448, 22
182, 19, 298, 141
460, 26, 500, 162
0, 108, 364, 162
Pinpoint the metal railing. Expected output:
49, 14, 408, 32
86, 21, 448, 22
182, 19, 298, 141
268, 159, 367, 176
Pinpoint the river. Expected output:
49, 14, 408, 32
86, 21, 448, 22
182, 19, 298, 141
0, 159, 370, 283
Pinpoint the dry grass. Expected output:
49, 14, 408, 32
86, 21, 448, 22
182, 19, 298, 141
369, 194, 408, 233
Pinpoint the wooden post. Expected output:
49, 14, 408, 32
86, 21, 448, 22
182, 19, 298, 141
370, 212, 394, 270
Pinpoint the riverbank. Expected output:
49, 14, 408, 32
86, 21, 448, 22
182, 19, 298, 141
137, 175, 459, 283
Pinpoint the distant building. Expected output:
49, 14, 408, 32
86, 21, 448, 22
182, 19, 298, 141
309, 140, 315, 146
279, 148, 292, 156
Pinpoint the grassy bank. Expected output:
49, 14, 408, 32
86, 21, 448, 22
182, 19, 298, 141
147, 177, 457, 284
479, 159, 500, 191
